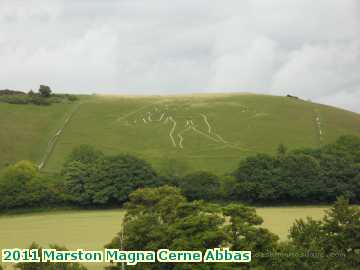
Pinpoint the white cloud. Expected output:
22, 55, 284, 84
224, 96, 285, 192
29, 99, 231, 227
0, 0, 359, 112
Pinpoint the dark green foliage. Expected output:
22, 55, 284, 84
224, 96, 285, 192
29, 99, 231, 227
233, 136, 360, 203
219, 175, 238, 201
0, 86, 78, 106
223, 204, 279, 268
0, 161, 64, 210
233, 154, 281, 202
0, 94, 33, 104
62, 145, 103, 205
271, 197, 360, 270
89, 154, 158, 205
63, 161, 94, 206
179, 171, 221, 201
62, 145, 159, 206
107, 186, 276, 270
0, 89, 26, 95
63, 144, 104, 168
38, 85, 52, 97
15, 242, 88, 270
30, 96, 51, 106
66, 94, 79, 101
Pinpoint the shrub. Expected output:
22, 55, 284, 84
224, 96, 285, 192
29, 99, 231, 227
179, 171, 221, 201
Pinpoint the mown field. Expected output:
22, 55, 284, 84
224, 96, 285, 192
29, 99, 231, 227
0, 207, 328, 269
2, 93, 360, 174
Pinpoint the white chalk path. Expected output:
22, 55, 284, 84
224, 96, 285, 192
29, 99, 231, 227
38, 102, 82, 169
314, 109, 323, 145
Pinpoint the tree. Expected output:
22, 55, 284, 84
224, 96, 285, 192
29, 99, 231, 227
0, 161, 62, 209
107, 186, 279, 270
0, 161, 38, 209
287, 197, 360, 270
62, 145, 103, 205
179, 171, 221, 201
63, 161, 93, 205
233, 154, 280, 202
61, 146, 161, 206
63, 144, 103, 168
280, 154, 321, 201
223, 204, 279, 269
88, 154, 158, 205
231, 136, 360, 204
219, 175, 238, 201
38, 85, 51, 97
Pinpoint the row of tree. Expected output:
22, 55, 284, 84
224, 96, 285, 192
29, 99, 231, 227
0, 85, 78, 105
232, 135, 360, 203
0, 135, 359, 211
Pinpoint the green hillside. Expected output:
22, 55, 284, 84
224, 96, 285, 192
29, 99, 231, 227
2, 93, 360, 174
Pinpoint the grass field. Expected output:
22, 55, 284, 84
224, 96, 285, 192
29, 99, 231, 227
2, 93, 360, 174
0, 207, 328, 269
0, 101, 78, 168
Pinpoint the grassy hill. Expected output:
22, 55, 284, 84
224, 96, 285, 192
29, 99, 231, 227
1, 93, 360, 174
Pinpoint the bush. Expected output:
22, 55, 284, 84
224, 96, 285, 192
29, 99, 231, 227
232, 136, 360, 204
67, 94, 79, 101
62, 146, 160, 206
179, 171, 221, 201
0, 161, 64, 210
0, 94, 30, 104
0, 89, 26, 95
30, 96, 51, 105
0, 87, 79, 106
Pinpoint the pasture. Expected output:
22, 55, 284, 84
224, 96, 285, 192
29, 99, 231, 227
43, 94, 360, 174
4, 205, 360, 269
0, 207, 327, 248
0, 102, 78, 168
2, 93, 360, 174
0, 207, 328, 268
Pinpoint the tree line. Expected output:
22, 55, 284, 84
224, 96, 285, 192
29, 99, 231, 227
0, 135, 360, 211
0, 85, 78, 106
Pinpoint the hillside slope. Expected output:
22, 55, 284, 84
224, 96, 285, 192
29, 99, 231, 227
2, 94, 360, 174
0, 102, 78, 168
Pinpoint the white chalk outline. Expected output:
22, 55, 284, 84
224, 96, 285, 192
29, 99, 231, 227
168, 116, 177, 147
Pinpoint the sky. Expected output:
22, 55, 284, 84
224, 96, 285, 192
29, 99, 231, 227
1, 0, 360, 112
